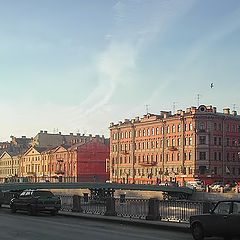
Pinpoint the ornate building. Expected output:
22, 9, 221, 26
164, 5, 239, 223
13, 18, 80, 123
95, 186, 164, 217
109, 105, 240, 185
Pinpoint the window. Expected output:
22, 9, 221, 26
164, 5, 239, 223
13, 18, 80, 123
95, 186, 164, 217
199, 122, 205, 130
200, 152, 206, 160
232, 202, 240, 214
172, 138, 175, 146
214, 152, 217, 161
148, 129, 150, 136
189, 152, 192, 160
152, 128, 155, 135
125, 132, 128, 138
166, 154, 169, 161
227, 138, 229, 146
184, 153, 187, 161
151, 141, 155, 149
218, 123, 222, 131
199, 166, 206, 174
232, 125, 236, 132
172, 153, 175, 161
172, 125, 176, 133
219, 137, 222, 146
214, 167, 217, 175
167, 139, 170, 147
156, 140, 159, 148
233, 153, 236, 161
185, 124, 188, 131
214, 123, 217, 131
143, 129, 146, 136
218, 152, 221, 161
214, 137, 217, 145
184, 137, 188, 145
161, 127, 164, 134
139, 130, 141, 137
156, 127, 159, 135
189, 137, 192, 145
178, 138, 181, 146
199, 136, 206, 145
167, 126, 170, 133
189, 123, 193, 131
121, 132, 124, 139
178, 124, 181, 132
214, 202, 231, 215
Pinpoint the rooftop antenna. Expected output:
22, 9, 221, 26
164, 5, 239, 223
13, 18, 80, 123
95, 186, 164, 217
145, 104, 150, 114
233, 104, 237, 111
197, 94, 201, 107
173, 102, 178, 114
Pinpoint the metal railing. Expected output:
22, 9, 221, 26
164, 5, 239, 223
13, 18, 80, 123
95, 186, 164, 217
115, 199, 148, 219
56, 195, 214, 223
159, 201, 204, 222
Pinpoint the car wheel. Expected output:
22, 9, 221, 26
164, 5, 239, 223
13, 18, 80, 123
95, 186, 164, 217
191, 223, 204, 240
10, 204, 17, 213
28, 206, 37, 216
51, 210, 58, 216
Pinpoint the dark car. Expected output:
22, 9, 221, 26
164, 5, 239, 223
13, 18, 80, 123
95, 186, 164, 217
10, 190, 61, 216
190, 200, 240, 240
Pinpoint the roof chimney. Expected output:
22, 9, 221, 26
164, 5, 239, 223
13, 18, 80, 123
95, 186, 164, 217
223, 108, 230, 114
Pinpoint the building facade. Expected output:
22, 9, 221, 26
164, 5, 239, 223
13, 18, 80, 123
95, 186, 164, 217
19, 139, 109, 183
0, 151, 21, 183
109, 105, 240, 185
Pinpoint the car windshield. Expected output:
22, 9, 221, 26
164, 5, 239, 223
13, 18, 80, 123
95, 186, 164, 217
32, 191, 54, 197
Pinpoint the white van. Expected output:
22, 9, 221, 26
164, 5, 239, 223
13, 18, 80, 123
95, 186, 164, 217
186, 180, 204, 190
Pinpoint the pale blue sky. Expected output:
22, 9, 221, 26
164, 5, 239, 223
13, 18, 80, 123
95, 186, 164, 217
1, 0, 240, 140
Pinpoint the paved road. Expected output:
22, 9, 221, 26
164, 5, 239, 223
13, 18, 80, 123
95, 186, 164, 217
0, 208, 228, 240
0, 208, 192, 240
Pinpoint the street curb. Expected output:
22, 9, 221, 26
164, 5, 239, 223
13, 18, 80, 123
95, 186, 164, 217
58, 211, 190, 233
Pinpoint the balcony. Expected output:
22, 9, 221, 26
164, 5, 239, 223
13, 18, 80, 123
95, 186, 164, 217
55, 170, 65, 175
121, 150, 129, 155
168, 146, 178, 151
57, 159, 64, 163
138, 161, 157, 166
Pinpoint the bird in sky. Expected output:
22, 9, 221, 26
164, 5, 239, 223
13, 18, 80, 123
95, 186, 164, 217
210, 83, 214, 89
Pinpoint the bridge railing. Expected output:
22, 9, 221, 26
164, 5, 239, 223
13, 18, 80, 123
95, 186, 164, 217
115, 198, 148, 219
56, 195, 214, 223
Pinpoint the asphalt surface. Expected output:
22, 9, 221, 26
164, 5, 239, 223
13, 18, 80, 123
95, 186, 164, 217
0, 208, 193, 240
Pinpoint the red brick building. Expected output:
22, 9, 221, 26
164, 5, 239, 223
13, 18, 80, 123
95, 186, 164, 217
20, 139, 110, 182
109, 105, 240, 185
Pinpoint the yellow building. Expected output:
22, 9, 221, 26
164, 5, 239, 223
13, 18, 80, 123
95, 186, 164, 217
0, 151, 21, 183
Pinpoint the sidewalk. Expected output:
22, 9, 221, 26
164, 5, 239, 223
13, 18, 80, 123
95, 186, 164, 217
58, 210, 190, 233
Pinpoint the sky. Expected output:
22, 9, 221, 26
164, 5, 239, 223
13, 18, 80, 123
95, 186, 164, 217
0, 0, 240, 141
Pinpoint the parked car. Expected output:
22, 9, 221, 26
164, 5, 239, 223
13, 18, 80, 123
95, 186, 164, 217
159, 181, 179, 187
190, 200, 240, 240
10, 189, 61, 216
209, 182, 224, 191
186, 181, 204, 191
